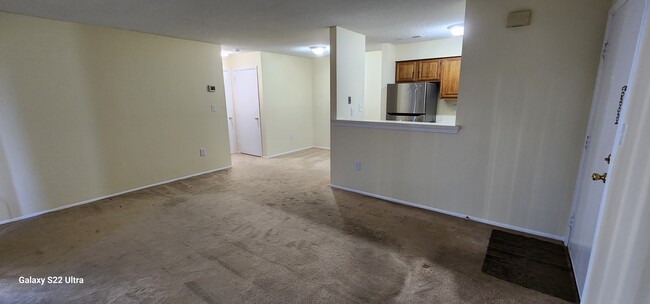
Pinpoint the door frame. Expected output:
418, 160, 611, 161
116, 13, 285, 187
565, 0, 649, 297
231, 66, 265, 156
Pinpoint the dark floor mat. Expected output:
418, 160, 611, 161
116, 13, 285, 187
482, 230, 579, 303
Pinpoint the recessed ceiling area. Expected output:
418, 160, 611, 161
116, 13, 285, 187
0, 0, 465, 57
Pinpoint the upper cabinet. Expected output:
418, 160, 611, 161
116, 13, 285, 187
396, 61, 419, 82
396, 56, 461, 99
440, 57, 462, 99
396, 59, 441, 82
418, 59, 441, 81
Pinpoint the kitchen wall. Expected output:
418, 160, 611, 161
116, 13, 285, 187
364, 51, 383, 120
260, 52, 314, 156
0, 12, 231, 222
379, 43, 396, 118
331, 26, 366, 120
394, 37, 463, 61
331, 0, 610, 237
312, 57, 330, 149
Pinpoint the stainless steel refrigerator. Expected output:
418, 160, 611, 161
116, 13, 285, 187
386, 82, 438, 122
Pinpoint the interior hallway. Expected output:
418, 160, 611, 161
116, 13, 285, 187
0, 148, 569, 303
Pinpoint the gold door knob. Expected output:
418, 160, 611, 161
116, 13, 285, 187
592, 172, 607, 183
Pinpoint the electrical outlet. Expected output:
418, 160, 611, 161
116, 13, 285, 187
348, 96, 352, 104
211, 104, 217, 112
452, 105, 457, 113
354, 161, 361, 171
199, 148, 206, 156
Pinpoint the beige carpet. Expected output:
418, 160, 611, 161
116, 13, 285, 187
0, 148, 570, 303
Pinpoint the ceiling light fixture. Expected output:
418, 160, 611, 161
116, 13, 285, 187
220, 50, 230, 57
310, 46, 326, 56
448, 24, 465, 36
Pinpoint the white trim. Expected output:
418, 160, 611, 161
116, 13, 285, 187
312, 146, 331, 150
263, 146, 325, 158
330, 184, 564, 241
0, 166, 232, 226
332, 119, 460, 134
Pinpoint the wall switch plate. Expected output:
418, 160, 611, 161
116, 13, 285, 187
354, 161, 361, 171
199, 148, 206, 156
207, 85, 216, 92
348, 96, 352, 104
211, 104, 217, 112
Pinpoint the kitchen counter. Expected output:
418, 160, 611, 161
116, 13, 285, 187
332, 119, 460, 134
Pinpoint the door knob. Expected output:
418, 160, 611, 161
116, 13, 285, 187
592, 172, 607, 183
605, 154, 611, 164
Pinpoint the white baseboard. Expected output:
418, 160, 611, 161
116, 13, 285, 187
263, 146, 328, 158
312, 146, 330, 150
330, 184, 565, 242
0, 166, 232, 226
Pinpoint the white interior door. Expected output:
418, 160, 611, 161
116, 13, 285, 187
232, 68, 263, 157
223, 70, 238, 154
567, 0, 645, 296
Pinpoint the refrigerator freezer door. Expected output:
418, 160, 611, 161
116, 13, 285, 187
386, 83, 427, 114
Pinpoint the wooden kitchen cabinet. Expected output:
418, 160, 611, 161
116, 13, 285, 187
417, 59, 441, 81
396, 61, 418, 82
395, 56, 461, 99
440, 57, 462, 99
396, 59, 441, 82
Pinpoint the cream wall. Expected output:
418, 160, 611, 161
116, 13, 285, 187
224, 52, 315, 156
0, 12, 231, 221
394, 37, 464, 61
331, 0, 610, 236
312, 57, 331, 148
223, 52, 263, 71
379, 43, 396, 118
364, 51, 383, 120
583, 7, 650, 302
260, 52, 314, 156
331, 27, 365, 120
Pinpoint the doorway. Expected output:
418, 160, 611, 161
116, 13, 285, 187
231, 67, 263, 157
223, 70, 238, 154
567, 0, 647, 297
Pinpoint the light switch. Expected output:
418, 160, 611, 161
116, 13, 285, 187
211, 104, 217, 112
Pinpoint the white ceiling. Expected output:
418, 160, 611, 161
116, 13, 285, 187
0, 0, 466, 57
